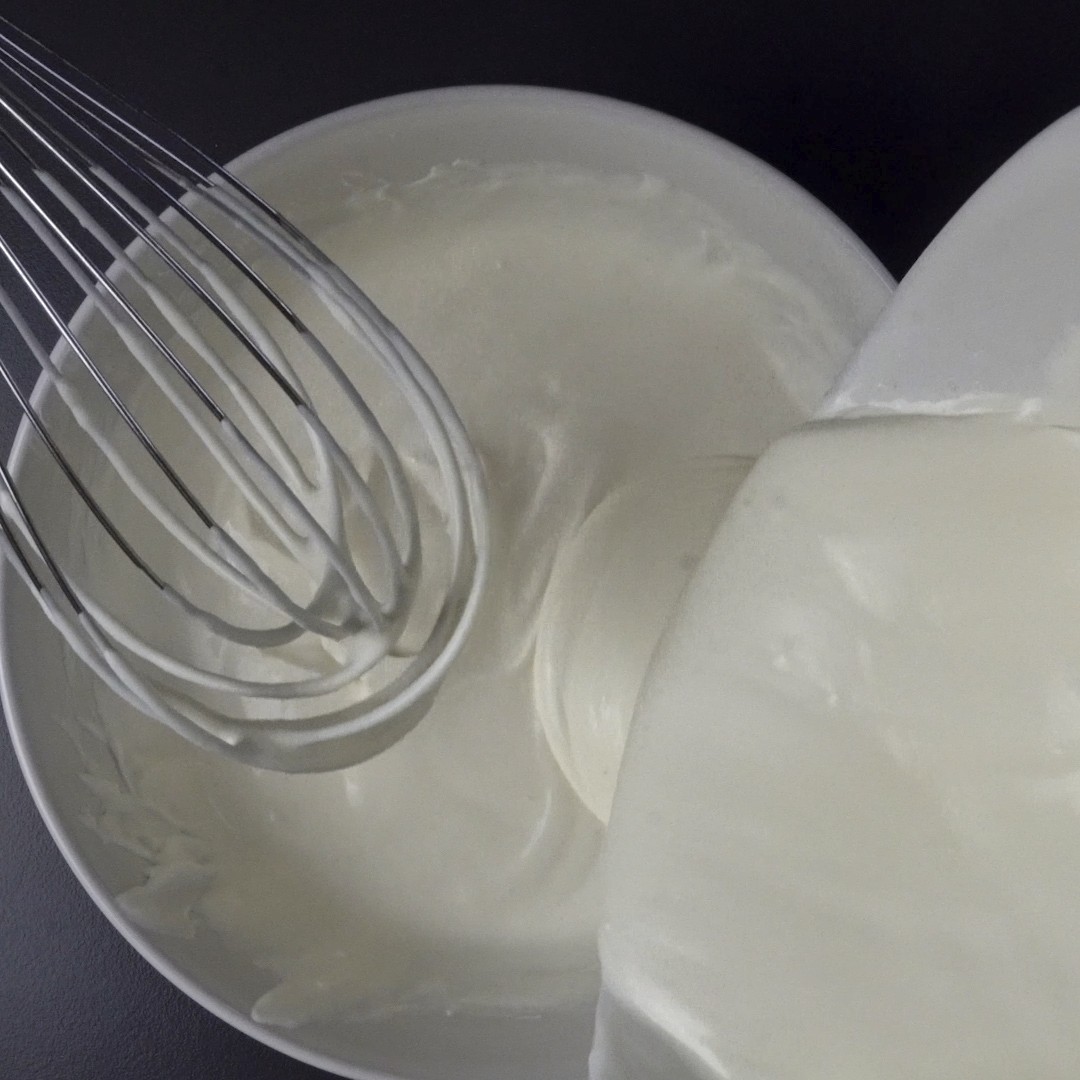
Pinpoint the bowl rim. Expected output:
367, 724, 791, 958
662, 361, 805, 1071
0, 83, 893, 1080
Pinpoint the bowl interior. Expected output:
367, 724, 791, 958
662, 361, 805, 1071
1, 87, 893, 1080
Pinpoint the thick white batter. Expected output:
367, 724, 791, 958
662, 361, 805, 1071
68, 163, 851, 1028
595, 413, 1080, 1079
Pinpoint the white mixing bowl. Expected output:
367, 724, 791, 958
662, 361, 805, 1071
0, 86, 892, 1079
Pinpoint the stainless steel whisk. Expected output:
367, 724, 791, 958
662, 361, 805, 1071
0, 21, 489, 771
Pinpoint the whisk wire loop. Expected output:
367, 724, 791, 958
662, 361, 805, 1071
0, 19, 489, 771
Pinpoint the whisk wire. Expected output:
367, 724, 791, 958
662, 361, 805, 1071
0, 34, 432, 607
0, 30, 426, 615
0, 56, 403, 626
0, 20, 489, 771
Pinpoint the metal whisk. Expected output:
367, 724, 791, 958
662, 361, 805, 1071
0, 22, 489, 772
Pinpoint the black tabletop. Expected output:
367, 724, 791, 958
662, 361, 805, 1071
2, 2, 1079, 1078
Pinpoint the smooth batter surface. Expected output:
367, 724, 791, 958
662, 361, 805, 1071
68, 163, 851, 1029
594, 413, 1080, 1079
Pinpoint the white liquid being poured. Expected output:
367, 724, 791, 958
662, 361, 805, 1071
534, 457, 753, 823
595, 413, 1080, 1079
66, 163, 852, 1029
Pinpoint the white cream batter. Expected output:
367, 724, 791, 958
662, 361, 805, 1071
65, 163, 852, 1030
594, 412, 1080, 1079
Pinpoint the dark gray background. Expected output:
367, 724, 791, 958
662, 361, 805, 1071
1, 1, 1078, 1077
